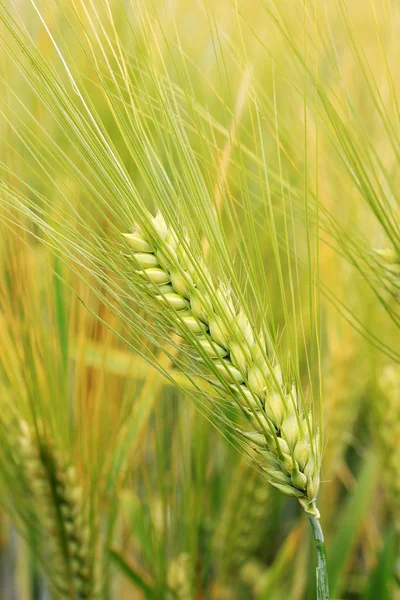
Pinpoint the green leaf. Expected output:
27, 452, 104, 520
362, 526, 397, 600
110, 548, 155, 599
327, 454, 378, 598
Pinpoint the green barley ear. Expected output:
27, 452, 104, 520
123, 211, 322, 518
3, 417, 99, 599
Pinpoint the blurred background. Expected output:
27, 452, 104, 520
0, 0, 399, 598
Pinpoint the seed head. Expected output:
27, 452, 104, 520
123, 212, 322, 515
11, 422, 98, 598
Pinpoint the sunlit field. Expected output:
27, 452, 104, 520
1, 1, 399, 598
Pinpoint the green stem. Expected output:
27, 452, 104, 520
309, 514, 330, 600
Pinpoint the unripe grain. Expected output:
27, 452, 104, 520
123, 212, 322, 515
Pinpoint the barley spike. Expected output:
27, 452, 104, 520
123, 212, 322, 517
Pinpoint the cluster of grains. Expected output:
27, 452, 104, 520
16, 421, 96, 599
214, 459, 270, 572
376, 366, 400, 532
123, 213, 321, 516
167, 553, 193, 600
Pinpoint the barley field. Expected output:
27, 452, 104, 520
0, 1, 399, 599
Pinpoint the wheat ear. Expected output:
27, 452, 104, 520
15, 421, 97, 599
123, 212, 321, 516
123, 212, 328, 598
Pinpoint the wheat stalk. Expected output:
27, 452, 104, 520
122, 211, 322, 518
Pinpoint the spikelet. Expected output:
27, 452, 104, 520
214, 459, 271, 572
167, 553, 193, 600
376, 366, 400, 533
13, 421, 97, 599
123, 213, 322, 516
